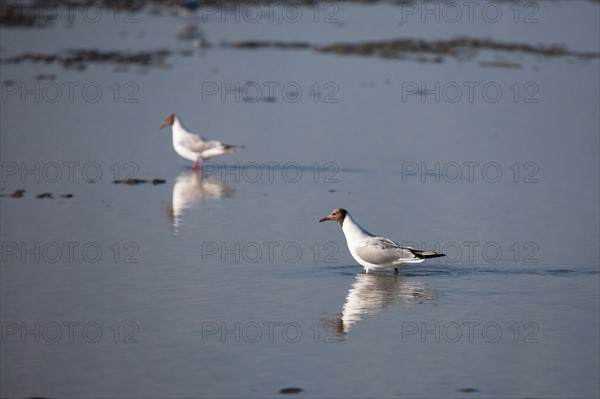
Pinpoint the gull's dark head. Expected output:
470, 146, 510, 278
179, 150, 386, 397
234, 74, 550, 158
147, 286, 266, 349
160, 113, 175, 129
319, 208, 347, 226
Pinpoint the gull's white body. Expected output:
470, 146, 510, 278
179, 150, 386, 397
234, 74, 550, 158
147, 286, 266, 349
319, 208, 444, 273
342, 212, 425, 273
171, 116, 236, 162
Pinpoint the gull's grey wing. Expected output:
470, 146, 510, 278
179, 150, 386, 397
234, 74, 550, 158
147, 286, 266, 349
355, 236, 419, 265
179, 134, 220, 153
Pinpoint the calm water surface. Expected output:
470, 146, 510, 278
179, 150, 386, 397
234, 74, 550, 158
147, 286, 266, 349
1, 2, 599, 398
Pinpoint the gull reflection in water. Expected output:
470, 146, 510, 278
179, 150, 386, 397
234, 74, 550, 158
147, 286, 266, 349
325, 273, 434, 336
167, 170, 233, 231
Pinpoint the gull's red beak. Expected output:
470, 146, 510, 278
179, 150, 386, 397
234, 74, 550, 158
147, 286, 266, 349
160, 122, 169, 129
319, 217, 330, 223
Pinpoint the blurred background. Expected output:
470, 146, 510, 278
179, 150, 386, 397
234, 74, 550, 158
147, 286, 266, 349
1, 1, 599, 398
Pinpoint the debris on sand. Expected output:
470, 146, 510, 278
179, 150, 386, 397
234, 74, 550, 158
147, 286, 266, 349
113, 178, 148, 185
314, 37, 598, 60
220, 37, 598, 66
113, 178, 167, 186
3, 49, 171, 71
457, 387, 480, 393
224, 40, 313, 50
279, 387, 303, 394
10, 189, 26, 198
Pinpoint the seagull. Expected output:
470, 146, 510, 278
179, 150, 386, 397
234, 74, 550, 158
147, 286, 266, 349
160, 113, 243, 170
170, 0, 201, 18
319, 208, 445, 274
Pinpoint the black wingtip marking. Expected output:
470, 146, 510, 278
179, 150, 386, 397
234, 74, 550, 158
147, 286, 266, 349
411, 251, 446, 259
223, 144, 244, 151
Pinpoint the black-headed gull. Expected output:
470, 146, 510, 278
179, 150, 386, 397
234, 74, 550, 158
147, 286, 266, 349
319, 208, 445, 273
160, 113, 243, 170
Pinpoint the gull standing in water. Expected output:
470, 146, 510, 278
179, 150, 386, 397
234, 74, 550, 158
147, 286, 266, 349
319, 208, 445, 273
160, 113, 243, 170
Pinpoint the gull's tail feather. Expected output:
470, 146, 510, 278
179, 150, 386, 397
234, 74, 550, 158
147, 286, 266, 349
409, 249, 445, 259
223, 144, 244, 151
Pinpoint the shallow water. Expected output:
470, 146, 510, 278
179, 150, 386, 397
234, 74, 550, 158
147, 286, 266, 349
1, 1, 599, 398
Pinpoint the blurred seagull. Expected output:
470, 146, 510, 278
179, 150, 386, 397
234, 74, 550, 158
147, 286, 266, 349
160, 113, 243, 170
319, 208, 445, 273
169, 0, 201, 18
